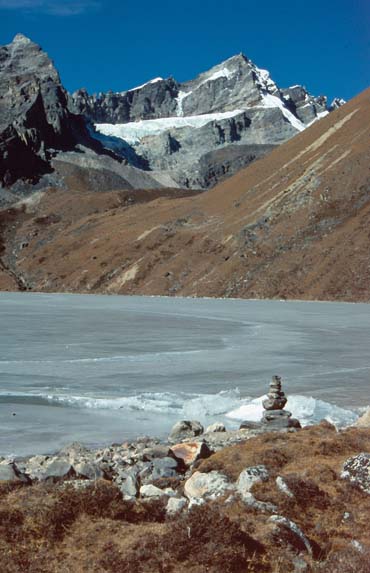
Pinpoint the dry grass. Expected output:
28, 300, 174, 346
0, 425, 369, 572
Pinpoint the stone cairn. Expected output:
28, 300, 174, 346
262, 376, 301, 429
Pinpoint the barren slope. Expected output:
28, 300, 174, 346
1, 88, 369, 301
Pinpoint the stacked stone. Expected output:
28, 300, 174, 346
262, 376, 301, 429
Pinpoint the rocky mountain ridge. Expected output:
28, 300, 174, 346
72, 54, 343, 188
0, 34, 344, 197
0, 34, 173, 203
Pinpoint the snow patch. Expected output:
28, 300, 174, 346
252, 65, 278, 94
200, 67, 236, 85
128, 77, 164, 92
176, 90, 191, 117
260, 93, 306, 132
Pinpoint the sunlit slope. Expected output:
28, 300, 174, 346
3, 88, 370, 301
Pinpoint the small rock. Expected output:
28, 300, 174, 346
140, 484, 168, 499
166, 496, 187, 515
142, 445, 170, 460
351, 540, 364, 553
184, 470, 234, 501
168, 420, 204, 443
170, 442, 212, 467
269, 515, 312, 555
237, 465, 269, 495
276, 476, 294, 498
205, 422, 226, 433
341, 453, 370, 493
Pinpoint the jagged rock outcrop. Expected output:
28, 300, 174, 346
0, 34, 87, 187
0, 34, 167, 199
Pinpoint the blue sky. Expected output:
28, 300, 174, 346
0, 0, 369, 102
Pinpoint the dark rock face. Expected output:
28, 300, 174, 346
71, 78, 179, 123
0, 34, 95, 188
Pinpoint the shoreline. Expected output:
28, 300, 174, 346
1, 416, 369, 572
1, 289, 370, 305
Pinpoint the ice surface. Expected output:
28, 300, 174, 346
226, 394, 358, 428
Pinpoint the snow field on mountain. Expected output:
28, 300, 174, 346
95, 108, 246, 144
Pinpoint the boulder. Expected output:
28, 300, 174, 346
237, 465, 269, 495
73, 461, 105, 480
205, 422, 226, 433
341, 453, 370, 493
184, 471, 233, 501
151, 456, 179, 480
0, 461, 26, 482
170, 442, 212, 467
355, 408, 370, 427
23, 456, 73, 482
119, 475, 139, 499
168, 420, 204, 443
140, 484, 168, 499
166, 496, 187, 515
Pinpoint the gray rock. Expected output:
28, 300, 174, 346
151, 456, 179, 480
237, 465, 269, 495
184, 470, 234, 501
119, 475, 139, 499
73, 461, 105, 480
140, 484, 168, 499
205, 422, 226, 433
166, 496, 187, 515
269, 515, 313, 555
168, 420, 204, 442
0, 461, 25, 482
239, 421, 263, 430
142, 445, 171, 460
23, 455, 74, 482
341, 453, 370, 493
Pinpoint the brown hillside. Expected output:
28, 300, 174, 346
1, 88, 369, 300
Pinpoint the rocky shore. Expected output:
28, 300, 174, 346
0, 389, 369, 572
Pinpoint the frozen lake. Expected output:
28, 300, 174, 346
0, 293, 369, 456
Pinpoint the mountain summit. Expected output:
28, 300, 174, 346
72, 51, 341, 188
